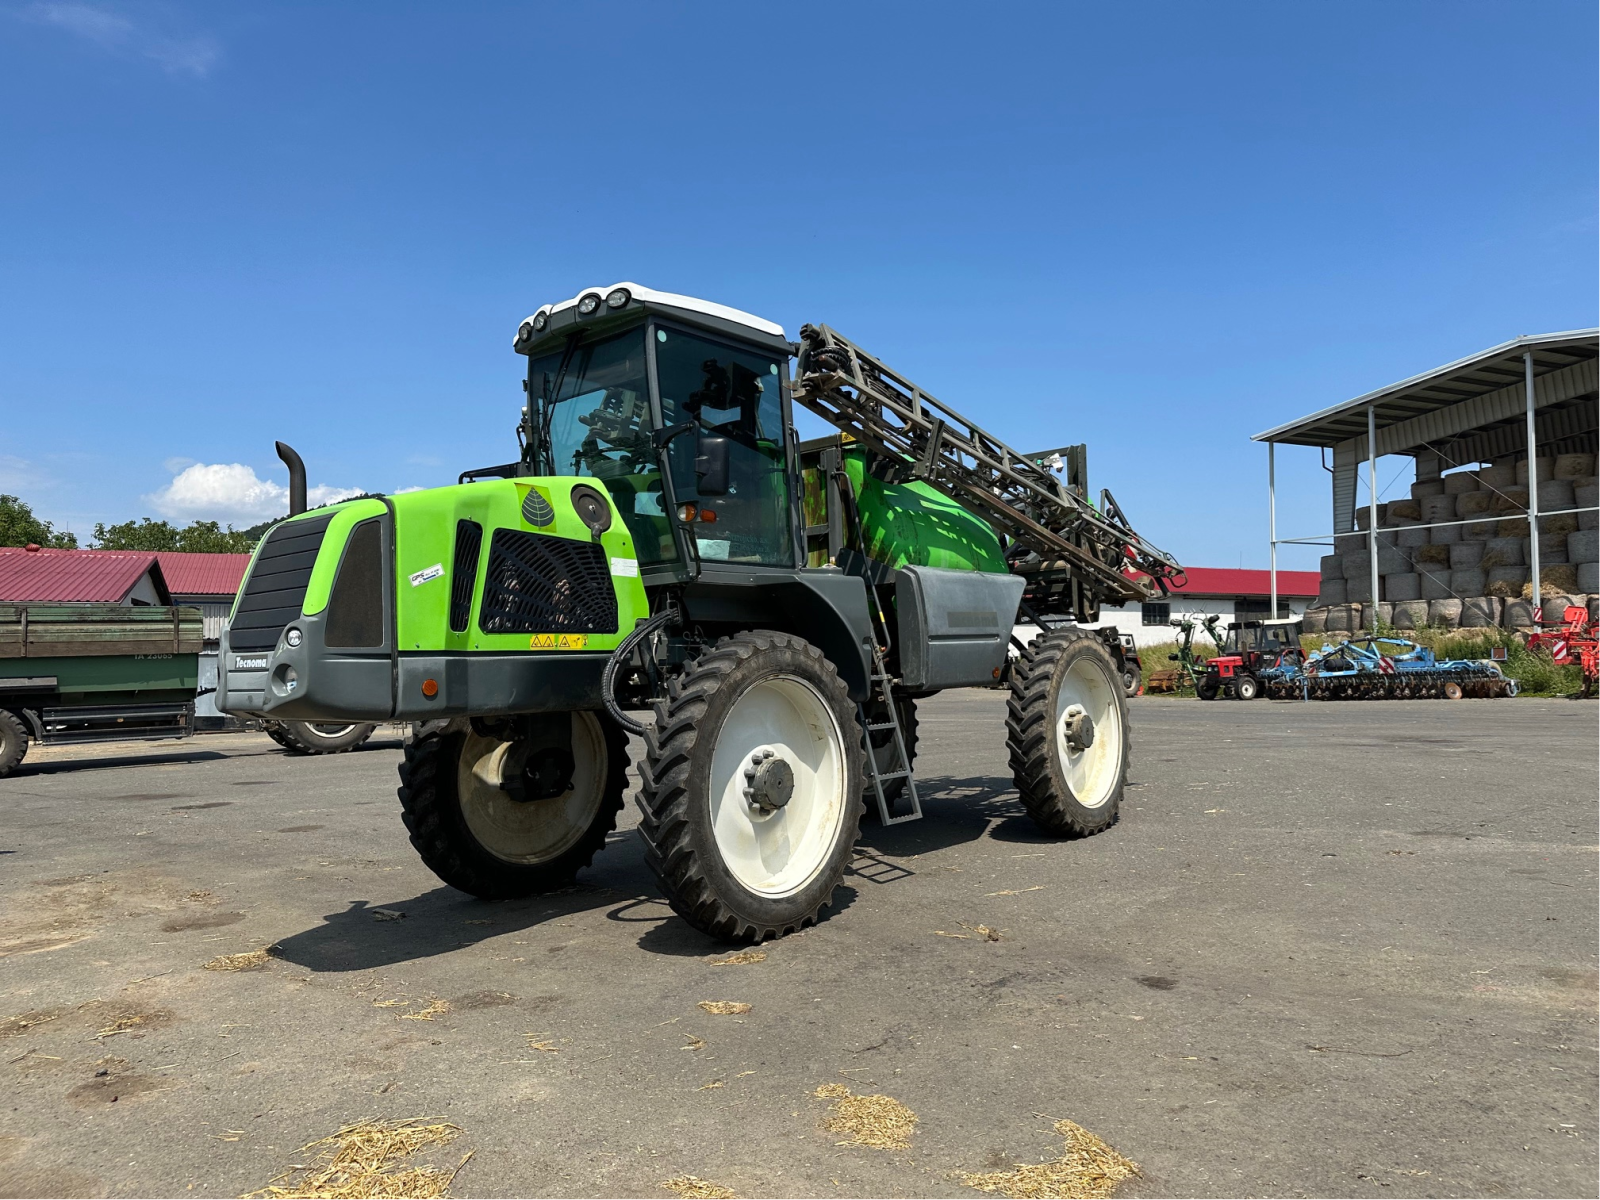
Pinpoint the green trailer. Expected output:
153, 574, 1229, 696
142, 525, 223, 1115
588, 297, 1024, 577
0, 604, 203, 776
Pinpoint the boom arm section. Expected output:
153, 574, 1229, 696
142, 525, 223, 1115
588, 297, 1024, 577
791, 324, 1183, 605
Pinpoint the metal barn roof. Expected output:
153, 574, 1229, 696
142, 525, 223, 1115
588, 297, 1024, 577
1252, 330, 1599, 449
155, 552, 251, 599
0, 547, 173, 604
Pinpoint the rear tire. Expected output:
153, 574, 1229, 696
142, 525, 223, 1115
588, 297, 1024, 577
1006, 626, 1129, 838
272, 720, 377, 754
1197, 676, 1220, 701
398, 712, 627, 900
0, 709, 30, 778
638, 631, 864, 942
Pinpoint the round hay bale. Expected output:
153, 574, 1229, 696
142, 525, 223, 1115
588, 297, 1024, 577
1354, 504, 1388, 532
1539, 512, 1580, 538
1427, 598, 1463, 628
1496, 516, 1530, 537
1449, 541, 1485, 568
1325, 603, 1356, 634
1420, 495, 1455, 523
1567, 529, 1597, 561
1362, 602, 1391, 630
1410, 478, 1446, 500
1451, 567, 1486, 596
1580, 562, 1599, 594
1477, 462, 1516, 489
1459, 596, 1501, 628
1344, 573, 1373, 603
1376, 529, 1399, 549
1537, 479, 1576, 511
1576, 482, 1598, 515
1534, 538, 1568, 566
1534, 564, 1579, 595
1320, 553, 1344, 580
1539, 594, 1581, 623
1429, 521, 1462, 545
1384, 573, 1421, 602
1414, 543, 1451, 566
1480, 536, 1525, 568
1463, 519, 1499, 540
1516, 457, 1553, 486
1419, 567, 1453, 600
1442, 472, 1480, 495
1590, 596, 1599, 624
1390, 599, 1427, 629
1302, 606, 1328, 635
1491, 487, 1529, 514
1387, 499, 1422, 521
1581, 509, 1597, 533
1334, 532, 1364, 555
1341, 551, 1369, 580
1454, 491, 1493, 517
1554, 452, 1596, 479
1503, 598, 1535, 627
1399, 524, 1431, 548
1486, 565, 1529, 597
1377, 546, 1409, 574
1316, 578, 1347, 607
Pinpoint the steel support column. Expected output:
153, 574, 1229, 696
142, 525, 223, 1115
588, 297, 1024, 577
1525, 351, 1541, 613
1367, 404, 1380, 631
1268, 441, 1278, 618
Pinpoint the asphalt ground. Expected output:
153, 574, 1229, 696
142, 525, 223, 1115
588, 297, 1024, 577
1, 693, 1595, 1200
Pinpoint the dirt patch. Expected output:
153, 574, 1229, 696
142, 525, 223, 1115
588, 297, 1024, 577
161, 911, 245, 932
3, 869, 192, 958
449, 991, 518, 1012
83, 1004, 177, 1039
117, 793, 188, 802
1136, 977, 1177, 991
172, 802, 232, 811
66, 1072, 168, 1107
277, 826, 326, 834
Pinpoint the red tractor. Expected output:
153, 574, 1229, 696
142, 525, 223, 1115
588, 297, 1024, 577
1526, 605, 1599, 699
1197, 617, 1304, 701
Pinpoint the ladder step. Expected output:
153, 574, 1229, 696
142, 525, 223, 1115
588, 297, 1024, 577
875, 770, 909, 780
866, 721, 898, 731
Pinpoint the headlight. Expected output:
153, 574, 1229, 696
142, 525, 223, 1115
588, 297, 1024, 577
569, 484, 613, 535
605, 288, 631, 309
532, 310, 549, 332
285, 627, 302, 648
577, 293, 602, 315
516, 321, 535, 344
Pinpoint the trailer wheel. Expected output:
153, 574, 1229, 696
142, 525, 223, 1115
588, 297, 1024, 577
397, 712, 627, 900
272, 721, 378, 755
1233, 675, 1259, 701
1006, 626, 1129, 838
0, 709, 29, 778
1443, 681, 1463, 700
638, 630, 863, 942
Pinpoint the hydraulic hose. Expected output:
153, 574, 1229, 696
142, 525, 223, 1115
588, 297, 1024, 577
601, 608, 676, 736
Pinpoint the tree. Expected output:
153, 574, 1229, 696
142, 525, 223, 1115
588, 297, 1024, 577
92, 518, 258, 553
0, 495, 78, 548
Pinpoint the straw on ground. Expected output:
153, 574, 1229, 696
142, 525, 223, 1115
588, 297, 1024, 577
959, 1117, 1138, 1199
660, 1175, 737, 1199
697, 1001, 752, 1015
709, 950, 766, 966
204, 949, 271, 972
246, 1117, 469, 1200
813, 1082, 918, 1150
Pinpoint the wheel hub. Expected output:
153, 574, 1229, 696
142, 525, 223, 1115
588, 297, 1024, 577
743, 748, 795, 813
1061, 708, 1096, 753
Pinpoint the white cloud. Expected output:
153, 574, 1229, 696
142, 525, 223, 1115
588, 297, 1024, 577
147, 462, 363, 523
26, 2, 221, 77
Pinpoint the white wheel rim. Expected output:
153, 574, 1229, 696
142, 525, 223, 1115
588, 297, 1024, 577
708, 674, 847, 899
1053, 655, 1122, 809
457, 712, 609, 864
307, 723, 357, 738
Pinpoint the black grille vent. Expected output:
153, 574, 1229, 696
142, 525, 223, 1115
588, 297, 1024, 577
479, 529, 617, 635
325, 519, 385, 648
230, 513, 335, 651
449, 519, 483, 633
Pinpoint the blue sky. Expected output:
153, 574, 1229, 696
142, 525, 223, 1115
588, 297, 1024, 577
1, 1, 1594, 568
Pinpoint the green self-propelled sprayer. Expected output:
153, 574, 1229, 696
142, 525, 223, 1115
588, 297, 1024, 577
219, 284, 1182, 942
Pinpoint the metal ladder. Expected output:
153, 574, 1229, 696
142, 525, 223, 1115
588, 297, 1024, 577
860, 642, 921, 826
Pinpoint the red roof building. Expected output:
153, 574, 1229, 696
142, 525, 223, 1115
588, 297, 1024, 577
0, 546, 172, 605
154, 552, 252, 601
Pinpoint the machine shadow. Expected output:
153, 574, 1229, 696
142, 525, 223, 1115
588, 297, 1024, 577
631, 885, 862, 957
856, 773, 1034, 856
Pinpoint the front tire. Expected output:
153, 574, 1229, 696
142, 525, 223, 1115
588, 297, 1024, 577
271, 720, 378, 754
1233, 675, 1259, 701
398, 712, 627, 900
638, 631, 864, 942
1006, 626, 1129, 838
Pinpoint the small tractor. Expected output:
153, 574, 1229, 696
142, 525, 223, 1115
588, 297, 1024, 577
218, 284, 1181, 941
1197, 617, 1304, 700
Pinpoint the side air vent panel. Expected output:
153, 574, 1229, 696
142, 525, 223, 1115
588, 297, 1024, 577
449, 520, 483, 633
325, 518, 386, 648
479, 529, 617, 636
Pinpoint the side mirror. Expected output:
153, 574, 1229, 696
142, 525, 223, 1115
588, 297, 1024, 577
695, 434, 730, 496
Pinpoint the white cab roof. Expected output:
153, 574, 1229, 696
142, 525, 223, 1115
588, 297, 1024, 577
519, 282, 786, 345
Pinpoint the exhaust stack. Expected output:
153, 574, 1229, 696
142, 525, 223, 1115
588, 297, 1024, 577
275, 441, 307, 516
